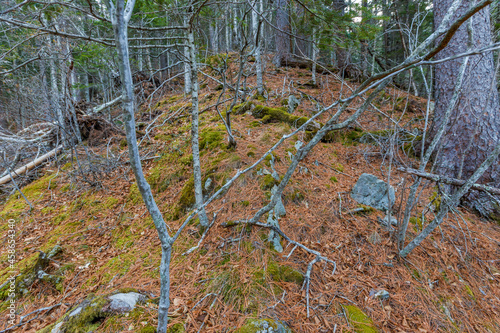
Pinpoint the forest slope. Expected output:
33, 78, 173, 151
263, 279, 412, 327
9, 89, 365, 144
1, 65, 499, 333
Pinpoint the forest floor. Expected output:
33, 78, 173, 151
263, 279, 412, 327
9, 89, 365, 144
1, 57, 500, 333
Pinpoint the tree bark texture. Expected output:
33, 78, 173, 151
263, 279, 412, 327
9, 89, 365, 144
188, 23, 209, 227
274, 0, 291, 67
432, 0, 500, 219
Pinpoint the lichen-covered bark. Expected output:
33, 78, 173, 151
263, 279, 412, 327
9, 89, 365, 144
432, 0, 500, 217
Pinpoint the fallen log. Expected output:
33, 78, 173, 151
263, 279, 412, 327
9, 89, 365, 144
89, 95, 122, 115
398, 167, 500, 195
0, 145, 63, 186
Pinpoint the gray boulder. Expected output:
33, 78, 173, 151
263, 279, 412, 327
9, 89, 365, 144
351, 173, 395, 211
105, 292, 146, 313
37, 291, 147, 333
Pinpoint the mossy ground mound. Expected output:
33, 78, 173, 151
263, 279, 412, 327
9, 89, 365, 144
343, 305, 378, 333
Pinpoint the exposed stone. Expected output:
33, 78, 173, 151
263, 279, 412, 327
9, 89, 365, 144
204, 177, 212, 191
104, 292, 146, 313
369, 289, 390, 300
351, 173, 395, 211
379, 215, 397, 227
50, 322, 64, 333
294, 140, 303, 150
36, 291, 148, 333
287, 95, 300, 114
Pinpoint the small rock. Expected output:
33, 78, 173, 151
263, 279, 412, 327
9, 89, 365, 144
105, 292, 146, 313
236, 319, 293, 333
351, 173, 395, 211
379, 215, 397, 227
257, 168, 271, 176
369, 289, 390, 300
50, 322, 64, 333
294, 141, 303, 150
69, 306, 82, 317
204, 177, 212, 191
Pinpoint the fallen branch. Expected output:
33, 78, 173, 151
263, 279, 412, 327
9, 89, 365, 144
398, 167, 500, 195
222, 220, 336, 317
304, 256, 320, 318
0, 146, 63, 186
0, 303, 64, 333
89, 95, 123, 115
222, 222, 336, 269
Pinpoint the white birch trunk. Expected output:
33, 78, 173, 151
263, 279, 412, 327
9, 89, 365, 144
146, 47, 154, 77
233, 4, 239, 49
225, 15, 230, 51
48, 35, 65, 144
209, 23, 218, 54
188, 21, 209, 228
252, 0, 264, 95
311, 28, 319, 85
183, 16, 192, 94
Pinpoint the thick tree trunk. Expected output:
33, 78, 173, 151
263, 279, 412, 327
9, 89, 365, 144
274, 0, 291, 67
432, 0, 500, 219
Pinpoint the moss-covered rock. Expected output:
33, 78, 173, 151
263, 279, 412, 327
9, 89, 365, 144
235, 318, 293, 333
62, 296, 109, 333
0, 245, 63, 300
343, 305, 378, 333
233, 101, 255, 115
252, 105, 311, 130
260, 174, 280, 191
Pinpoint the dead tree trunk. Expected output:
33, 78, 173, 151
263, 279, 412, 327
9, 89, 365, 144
432, 0, 500, 219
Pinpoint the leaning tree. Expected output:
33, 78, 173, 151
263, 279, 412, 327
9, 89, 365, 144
431, 0, 500, 219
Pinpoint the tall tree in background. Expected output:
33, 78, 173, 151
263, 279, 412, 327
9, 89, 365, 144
432, 0, 500, 218
274, 0, 291, 66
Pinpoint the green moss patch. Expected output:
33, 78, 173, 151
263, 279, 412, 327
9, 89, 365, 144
260, 174, 280, 191
233, 101, 255, 115
343, 305, 378, 333
235, 318, 293, 333
200, 126, 226, 150
267, 262, 304, 285
0, 173, 57, 219
252, 105, 309, 129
